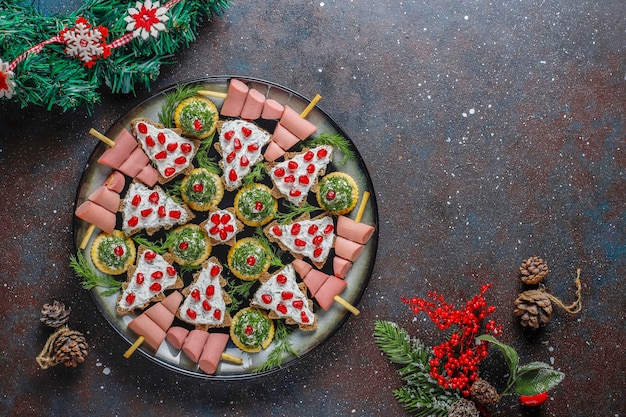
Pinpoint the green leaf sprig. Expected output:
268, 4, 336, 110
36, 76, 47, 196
374, 320, 459, 416
225, 279, 257, 314
476, 334, 564, 396
158, 84, 203, 127
256, 320, 299, 373
69, 251, 122, 296
273, 201, 322, 225
195, 139, 221, 173
242, 163, 268, 187
306, 133, 355, 165
254, 226, 284, 267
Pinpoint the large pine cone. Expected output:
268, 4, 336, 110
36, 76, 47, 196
519, 256, 548, 285
53, 330, 88, 367
514, 289, 553, 329
471, 378, 500, 406
40, 301, 71, 328
448, 399, 480, 417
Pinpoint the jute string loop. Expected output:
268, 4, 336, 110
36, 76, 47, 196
540, 268, 583, 314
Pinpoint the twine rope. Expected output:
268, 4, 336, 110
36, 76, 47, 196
542, 268, 583, 314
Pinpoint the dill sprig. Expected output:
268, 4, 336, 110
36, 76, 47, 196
225, 279, 258, 314
242, 163, 268, 187
132, 234, 167, 254
69, 251, 122, 296
273, 201, 322, 224
158, 84, 203, 127
254, 226, 284, 267
256, 320, 299, 372
195, 139, 221, 173
373, 320, 459, 416
306, 133, 355, 165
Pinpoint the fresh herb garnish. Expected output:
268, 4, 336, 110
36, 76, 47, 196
273, 201, 322, 224
306, 133, 355, 165
242, 163, 267, 186
225, 279, 258, 314
254, 226, 284, 267
132, 234, 167, 254
196, 139, 221, 173
69, 251, 122, 297
256, 320, 299, 373
158, 84, 203, 128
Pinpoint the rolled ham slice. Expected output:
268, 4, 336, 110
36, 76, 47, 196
88, 185, 120, 213
292, 258, 313, 279
315, 275, 347, 311
103, 171, 126, 193
117, 147, 150, 178
261, 98, 284, 120
97, 129, 137, 169
75, 201, 116, 234
220, 79, 249, 117
279, 106, 317, 140
166, 326, 190, 350
302, 269, 330, 297
272, 123, 300, 151
135, 164, 159, 187
128, 314, 166, 350
334, 236, 365, 262
337, 216, 376, 245
263, 141, 286, 162
240, 88, 265, 120
182, 329, 209, 363
333, 256, 352, 279
198, 333, 230, 374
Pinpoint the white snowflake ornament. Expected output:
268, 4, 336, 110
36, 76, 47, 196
125, 0, 170, 40
60, 17, 110, 68
0, 59, 16, 99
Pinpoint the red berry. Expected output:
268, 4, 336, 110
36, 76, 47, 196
136, 273, 145, 284
149, 192, 159, 204
274, 167, 285, 177
187, 309, 197, 319
157, 132, 166, 144
276, 274, 287, 284
241, 126, 252, 137
149, 282, 162, 292
191, 289, 201, 301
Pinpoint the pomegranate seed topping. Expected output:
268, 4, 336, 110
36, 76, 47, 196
225, 224, 234, 233
113, 245, 124, 257
306, 164, 316, 174
151, 271, 163, 279
277, 304, 288, 314
131, 195, 141, 206
210, 265, 220, 277
209, 226, 220, 235
193, 183, 204, 193
312, 235, 323, 246
125, 293, 136, 304
303, 151, 314, 161
301, 311, 310, 323
193, 119, 203, 131
145, 136, 155, 147
326, 190, 336, 201
181, 143, 192, 153
283, 175, 295, 183
317, 148, 328, 158
167, 143, 178, 152
206, 285, 215, 298
234, 138, 242, 150
210, 213, 221, 224
179, 241, 189, 251
149, 282, 162, 292
140, 208, 153, 217
166, 266, 176, 276
292, 300, 304, 309
254, 201, 264, 211
213, 309, 222, 320
296, 175, 307, 186
149, 192, 159, 204
169, 210, 181, 219
228, 169, 238, 182
308, 224, 319, 234
290, 223, 301, 235
246, 256, 257, 266
245, 325, 253, 335
136, 273, 145, 284
324, 224, 334, 234
202, 300, 211, 311
224, 130, 235, 141
247, 144, 259, 152
191, 289, 201, 301
281, 291, 294, 300
276, 274, 287, 284
186, 309, 197, 319
219, 230, 228, 240
174, 156, 187, 165
137, 123, 148, 134
157, 132, 166, 144
241, 126, 252, 137
288, 161, 299, 170
289, 190, 302, 197
261, 294, 272, 304
294, 238, 307, 247
313, 247, 323, 258
158, 206, 166, 217
226, 152, 236, 163
144, 251, 156, 261
274, 167, 285, 177
240, 155, 249, 167
272, 226, 283, 236
154, 150, 167, 160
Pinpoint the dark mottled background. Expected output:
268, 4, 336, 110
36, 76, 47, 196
0, 0, 624, 416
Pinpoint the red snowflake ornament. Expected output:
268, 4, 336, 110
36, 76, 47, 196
60, 17, 110, 68
124, 0, 170, 40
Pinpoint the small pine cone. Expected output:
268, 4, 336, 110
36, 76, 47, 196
513, 289, 553, 329
470, 378, 500, 406
40, 301, 71, 328
448, 398, 480, 417
53, 330, 88, 367
519, 256, 549, 285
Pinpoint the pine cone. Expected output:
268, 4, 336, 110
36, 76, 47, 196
519, 256, 548, 285
40, 301, 71, 328
448, 398, 480, 417
513, 289, 553, 329
53, 330, 88, 367
470, 378, 500, 406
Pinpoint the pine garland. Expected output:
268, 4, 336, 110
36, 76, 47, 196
0, 0, 230, 112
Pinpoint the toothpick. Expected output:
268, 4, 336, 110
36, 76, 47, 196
300, 94, 322, 118
89, 128, 115, 147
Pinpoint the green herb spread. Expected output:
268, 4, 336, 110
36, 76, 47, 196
170, 226, 206, 262
233, 309, 272, 348
318, 175, 355, 212
230, 240, 268, 276
178, 100, 216, 137
236, 186, 275, 223
96, 236, 131, 269
184, 170, 218, 204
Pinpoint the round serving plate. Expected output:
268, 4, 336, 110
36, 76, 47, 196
73, 76, 378, 379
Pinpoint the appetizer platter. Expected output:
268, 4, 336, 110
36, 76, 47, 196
72, 76, 378, 379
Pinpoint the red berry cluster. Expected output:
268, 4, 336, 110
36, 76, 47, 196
401, 284, 502, 397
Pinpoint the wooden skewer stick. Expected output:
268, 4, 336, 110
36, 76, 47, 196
197, 90, 228, 99
89, 128, 116, 147
334, 295, 360, 315
300, 94, 322, 118
79, 224, 96, 250
220, 352, 244, 365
